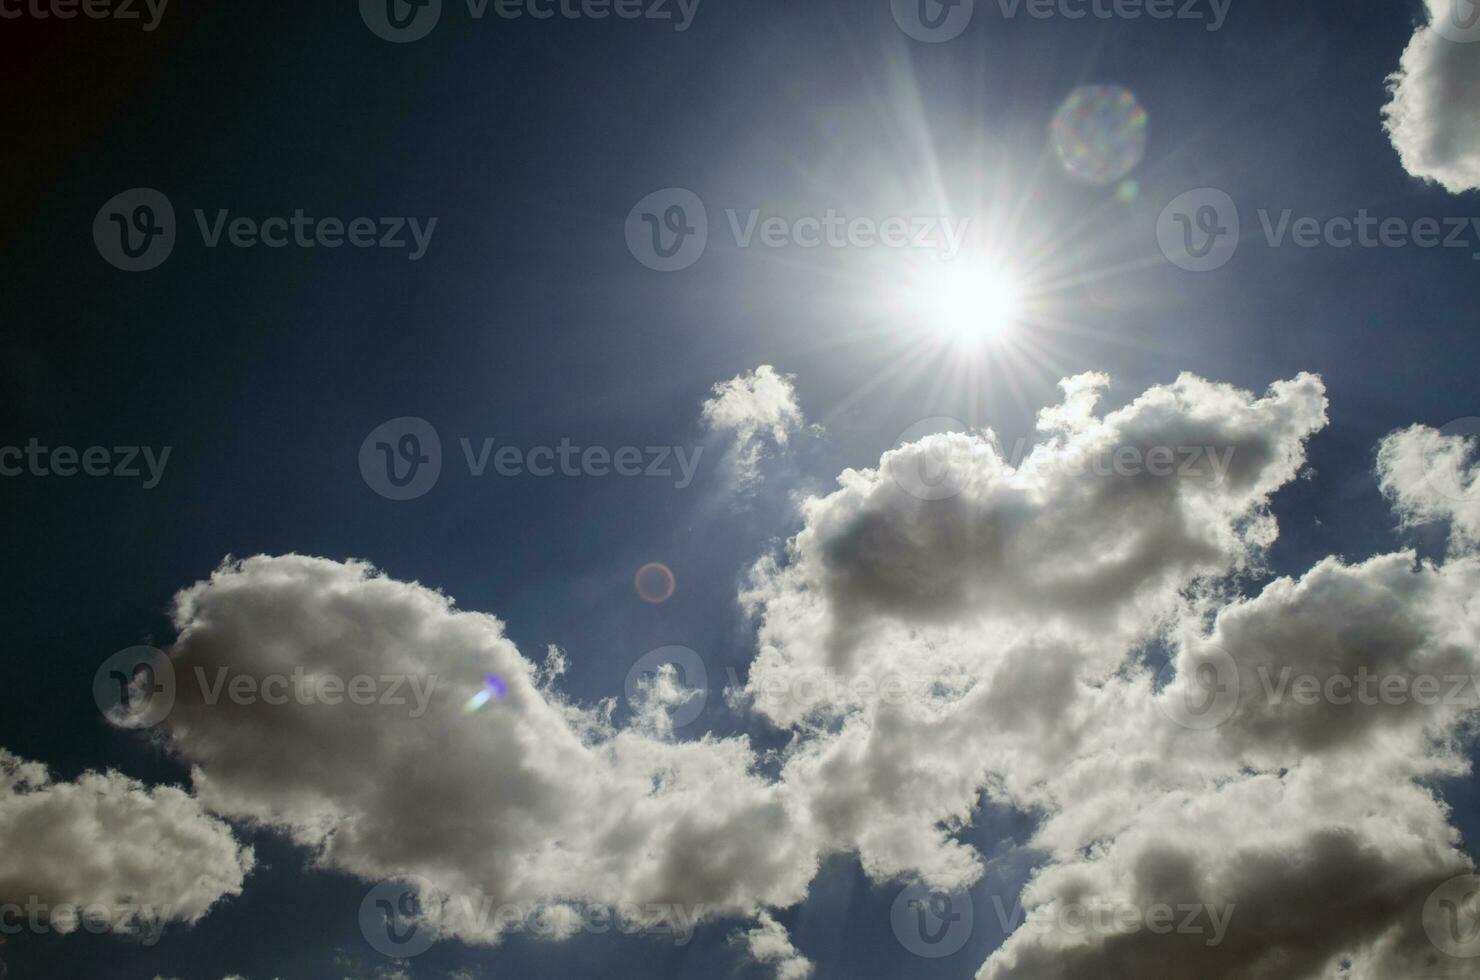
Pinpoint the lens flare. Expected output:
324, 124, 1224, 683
462, 674, 508, 714
1050, 85, 1148, 185
634, 562, 676, 603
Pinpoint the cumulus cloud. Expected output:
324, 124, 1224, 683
725, 370, 1480, 979
0, 751, 253, 941
1191, 551, 1480, 766
742, 371, 1327, 723
111, 370, 1480, 978
1383, 0, 1480, 193
1379, 422, 1480, 549
735, 912, 814, 980
155, 555, 819, 952
980, 767, 1467, 980
973, 430, 1480, 978
701, 365, 807, 488
978, 539, 1480, 976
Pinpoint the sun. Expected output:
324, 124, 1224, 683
923, 262, 1021, 346
872, 253, 1030, 358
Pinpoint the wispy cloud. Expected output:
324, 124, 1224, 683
701, 365, 808, 490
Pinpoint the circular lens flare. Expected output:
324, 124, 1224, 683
1050, 84, 1148, 185
634, 563, 676, 603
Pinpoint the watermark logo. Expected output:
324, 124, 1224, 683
0, 440, 171, 488
93, 646, 176, 729
626, 188, 708, 271
1256, 209, 1480, 258
95, 192, 437, 270
626, 188, 970, 270
459, 437, 702, 487
1159, 657, 1480, 731
1156, 647, 1239, 730
94, 647, 439, 726
360, 0, 443, 42
361, 418, 705, 498
724, 209, 969, 256
1424, 874, 1480, 958
890, 0, 1228, 39
0, 0, 170, 30
891, 883, 973, 957
1427, 417, 1480, 504
0, 898, 171, 946
362, 0, 699, 42
998, 0, 1227, 29
1157, 188, 1239, 272
1254, 665, 1480, 708
359, 878, 706, 955
891, 0, 974, 42
624, 645, 708, 729
360, 417, 443, 500
360, 877, 438, 958
1160, 189, 1480, 269
94, 188, 176, 272
989, 896, 1234, 945
1437, 0, 1480, 44
728, 665, 963, 714
890, 417, 972, 501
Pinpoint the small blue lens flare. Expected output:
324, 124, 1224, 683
462, 674, 508, 713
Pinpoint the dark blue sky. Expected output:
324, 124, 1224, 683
3, 0, 1478, 977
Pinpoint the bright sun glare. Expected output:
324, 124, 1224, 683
923, 262, 1020, 346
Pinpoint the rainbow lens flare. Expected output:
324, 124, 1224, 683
1050, 85, 1149, 186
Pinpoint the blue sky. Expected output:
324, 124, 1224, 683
4, 0, 1480, 978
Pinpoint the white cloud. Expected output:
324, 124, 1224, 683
741, 371, 1327, 727
979, 766, 1467, 980
157, 555, 820, 950
739, 373, 1328, 891
727, 370, 1480, 978
735, 912, 814, 980
1383, 0, 1480, 193
1379, 422, 1480, 549
0, 751, 253, 942
119, 370, 1480, 978
1188, 550, 1480, 767
701, 365, 807, 488
976, 541, 1480, 978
